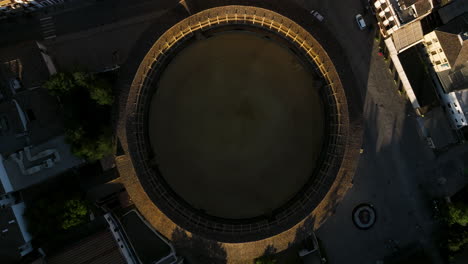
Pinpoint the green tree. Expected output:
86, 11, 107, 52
72, 71, 93, 88
25, 193, 90, 240
44, 71, 115, 161
448, 227, 468, 252
88, 78, 114, 105
43, 72, 76, 95
61, 199, 89, 230
448, 203, 468, 226
68, 129, 113, 161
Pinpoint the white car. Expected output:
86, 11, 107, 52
310, 10, 324, 22
355, 14, 366, 30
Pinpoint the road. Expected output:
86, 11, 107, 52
296, 0, 445, 263
0, 0, 181, 46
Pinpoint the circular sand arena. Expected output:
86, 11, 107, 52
120, 5, 358, 244
148, 31, 324, 219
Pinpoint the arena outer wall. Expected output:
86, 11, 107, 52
115, 4, 363, 263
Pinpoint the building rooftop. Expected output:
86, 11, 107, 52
389, 0, 432, 24
413, 0, 432, 17
435, 13, 468, 69
0, 88, 64, 156
392, 21, 424, 51
454, 89, 468, 115
0, 41, 49, 92
435, 13, 468, 93
0, 206, 25, 263
438, 0, 468, 24
46, 230, 126, 264
0, 135, 83, 195
0, 202, 32, 262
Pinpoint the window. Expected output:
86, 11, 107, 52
431, 51, 437, 55
435, 61, 441, 65
426, 41, 432, 46
447, 103, 451, 108
439, 49, 443, 52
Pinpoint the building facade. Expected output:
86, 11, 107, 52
421, 13, 468, 129
373, 0, 433, 37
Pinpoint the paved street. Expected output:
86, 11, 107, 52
0, 0, 181, 46
296, 0, 447, 263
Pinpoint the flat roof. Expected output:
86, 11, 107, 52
120, 211, 172, 263
1, 135, 82, 193
0, 88, 64, 156
389, 0, 432, 24
0, 206, 26, 263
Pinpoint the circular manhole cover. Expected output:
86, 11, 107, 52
352, 203, 376, 230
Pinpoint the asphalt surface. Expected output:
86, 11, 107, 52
298, 0, 444, 263
0, 0, 181, 46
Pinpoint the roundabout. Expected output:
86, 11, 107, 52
116, 4, 362, 261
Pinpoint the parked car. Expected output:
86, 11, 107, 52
355, 14, 366, 30
310, 10, 324, 22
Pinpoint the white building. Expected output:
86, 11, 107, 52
373, 0, 433, 38
422, 13, 468, 129
0, 0, 66, 13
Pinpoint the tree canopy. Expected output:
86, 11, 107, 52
43, 71, 115, 161
25, 193, 90, 240
448, 203, 468, 227
42, 72, 76, 96
61, 199, 89, 230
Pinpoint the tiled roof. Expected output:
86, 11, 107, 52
402, 0, 419, 7
435, 30, 463, 67
392, 21, 423, 51
435, 13, 468, 69
414, 0, 432, 16
454, 40, 468, 70
47, 230, 126, 264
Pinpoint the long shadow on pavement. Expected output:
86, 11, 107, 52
171, 227, 228, 264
